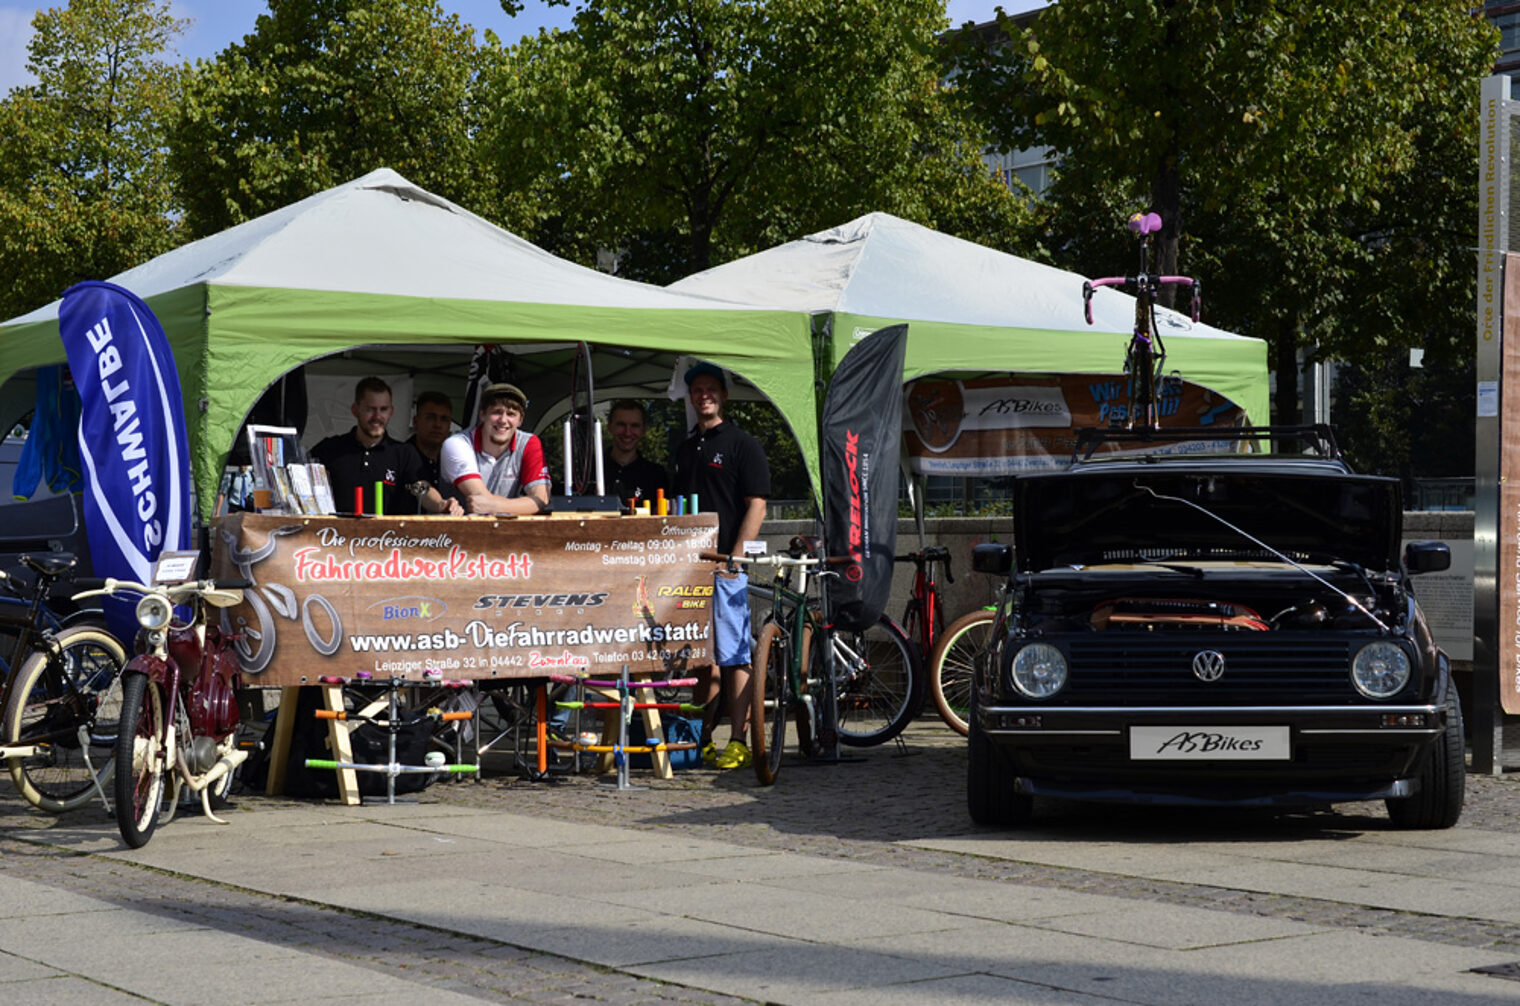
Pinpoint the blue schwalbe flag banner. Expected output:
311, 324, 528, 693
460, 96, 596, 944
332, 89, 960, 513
59, 281, 192, 641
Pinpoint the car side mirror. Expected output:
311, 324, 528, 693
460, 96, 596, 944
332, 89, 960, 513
971, 543, 1012, 575
1404, 540, 1451, 574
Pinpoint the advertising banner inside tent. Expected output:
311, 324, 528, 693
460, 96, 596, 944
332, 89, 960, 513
820, 325, 908, 632
902, 374, 1247, 476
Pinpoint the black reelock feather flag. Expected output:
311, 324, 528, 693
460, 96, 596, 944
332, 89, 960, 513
820, 324, 908, 632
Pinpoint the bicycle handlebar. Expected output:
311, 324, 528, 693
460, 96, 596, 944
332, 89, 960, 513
72, 577, 252, 606
1083, 274, 1202, 325
894, 547, 954, 583
700, 550, 819, 568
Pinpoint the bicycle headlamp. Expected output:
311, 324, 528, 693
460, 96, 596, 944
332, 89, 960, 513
135, 594, 173, 631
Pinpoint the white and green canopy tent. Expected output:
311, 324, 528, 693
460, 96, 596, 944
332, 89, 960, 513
669, 211, 1270, 428
0, 169, 818, 516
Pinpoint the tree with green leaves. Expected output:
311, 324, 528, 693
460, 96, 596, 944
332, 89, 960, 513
478, 0, 1029, 282
169, 0, 489, 238
0, 0, 185, 320
951, 1, 1496, 432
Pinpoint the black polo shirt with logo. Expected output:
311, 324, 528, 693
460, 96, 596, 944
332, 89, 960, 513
608, 454, 670, 505
310, 429, 428, 515
673, 419, 769, 555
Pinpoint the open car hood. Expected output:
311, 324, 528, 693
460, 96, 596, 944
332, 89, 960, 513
1012, 466, 1404, 573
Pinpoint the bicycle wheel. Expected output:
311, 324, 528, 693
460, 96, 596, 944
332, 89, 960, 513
5, 624, 127, 812
833, 614, 922, 747
749, 621, 789, 785
567, 340, 597, 494
929, 610, 994, 737
901, 598, 925, 660
115, 672, 169, 849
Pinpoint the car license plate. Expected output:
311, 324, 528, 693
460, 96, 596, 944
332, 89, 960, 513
1130, 726, 1290, 760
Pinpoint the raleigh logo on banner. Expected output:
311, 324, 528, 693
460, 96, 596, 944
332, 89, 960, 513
59, 282, 192, 617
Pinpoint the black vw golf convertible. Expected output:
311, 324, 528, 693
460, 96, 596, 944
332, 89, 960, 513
968, 426, 1463, 830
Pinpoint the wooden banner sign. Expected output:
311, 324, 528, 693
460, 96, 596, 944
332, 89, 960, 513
1498, 255, 1520, 715
210, 513, 719, 687
902, 374, 1247, 474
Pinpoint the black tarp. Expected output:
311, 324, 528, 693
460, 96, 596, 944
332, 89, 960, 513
819, 324, 908, 631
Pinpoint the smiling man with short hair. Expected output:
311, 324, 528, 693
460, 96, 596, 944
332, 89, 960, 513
439, 382, 552, 515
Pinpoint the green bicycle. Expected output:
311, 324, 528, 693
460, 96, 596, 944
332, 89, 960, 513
706, 537, 922, 786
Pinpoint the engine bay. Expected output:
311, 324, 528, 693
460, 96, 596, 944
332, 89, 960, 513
1020, 571, 1401, 634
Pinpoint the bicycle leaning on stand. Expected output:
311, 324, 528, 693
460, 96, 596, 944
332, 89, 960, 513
704, 537, 922, 786
0, 554, 126, 813
895, 546, 950, 668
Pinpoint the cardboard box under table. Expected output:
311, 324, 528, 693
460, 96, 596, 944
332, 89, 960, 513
211, 512, 720, 799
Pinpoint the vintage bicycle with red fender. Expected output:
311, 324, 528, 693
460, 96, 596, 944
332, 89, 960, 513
76, 565, 252, 848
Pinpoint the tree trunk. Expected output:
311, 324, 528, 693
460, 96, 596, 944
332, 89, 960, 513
1273, 314, 1301, 438
1151, 158, 1183, 310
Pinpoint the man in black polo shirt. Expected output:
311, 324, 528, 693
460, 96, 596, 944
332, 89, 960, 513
673, 362, 769, 770
402, 390, 462, 515
606, 399, 669, 507
311, 377, 461, 516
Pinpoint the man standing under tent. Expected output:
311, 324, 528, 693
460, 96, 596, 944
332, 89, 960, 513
605, 399, 669, 506
403, 390, 461, 515
440, 382, 553, 515
674, 362, 770, 770
311, 377, 461, 516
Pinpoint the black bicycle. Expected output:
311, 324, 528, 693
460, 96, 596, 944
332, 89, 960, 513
0, 554, 126, 812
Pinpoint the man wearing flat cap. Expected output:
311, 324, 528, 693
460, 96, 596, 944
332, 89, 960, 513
439, 382, 552, 515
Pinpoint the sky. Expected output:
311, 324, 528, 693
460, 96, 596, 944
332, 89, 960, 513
0, 1, 1043, 93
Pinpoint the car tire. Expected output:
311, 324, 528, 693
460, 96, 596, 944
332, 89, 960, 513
1385, 696, 1464, 830
967, 688, 1031, 827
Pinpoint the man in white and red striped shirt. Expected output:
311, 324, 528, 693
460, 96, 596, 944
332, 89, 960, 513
439, 383, 551, 516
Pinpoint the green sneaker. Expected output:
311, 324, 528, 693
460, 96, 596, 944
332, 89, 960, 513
701, 742, 719, 767
715, 739, 751, 770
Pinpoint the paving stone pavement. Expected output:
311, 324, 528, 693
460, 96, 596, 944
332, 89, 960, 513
0, 833, 751, 1005
429, 720, 1520, 956
2, 718, 1519, 1003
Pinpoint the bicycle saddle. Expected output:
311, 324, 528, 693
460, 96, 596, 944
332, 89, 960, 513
20, 553, 77, 578
788, 535, 823, 557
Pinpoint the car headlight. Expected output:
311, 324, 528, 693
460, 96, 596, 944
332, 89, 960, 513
135, 594, 173, 631
1010, 643, 1068, 699
1351, 641, 1411, 698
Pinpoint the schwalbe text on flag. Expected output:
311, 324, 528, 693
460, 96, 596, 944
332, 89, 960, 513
59, 281, 192, 639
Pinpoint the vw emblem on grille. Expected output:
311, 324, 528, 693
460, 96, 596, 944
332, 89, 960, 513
1192, 650, 1226, 682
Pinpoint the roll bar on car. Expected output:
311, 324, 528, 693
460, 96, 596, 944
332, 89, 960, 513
1070, 424, 1344, 464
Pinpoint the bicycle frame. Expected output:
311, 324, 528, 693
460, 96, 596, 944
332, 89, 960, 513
897, 546, 952, 660
0, 561, 90, 752
1081, 211, 1201, 430
747, 556, 832, 755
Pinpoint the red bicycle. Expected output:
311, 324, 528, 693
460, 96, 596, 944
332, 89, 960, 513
896, 546, 951, 719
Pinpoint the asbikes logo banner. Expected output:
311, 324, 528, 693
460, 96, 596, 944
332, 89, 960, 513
820, 324, 908, 632
903, 374, 1246, 474
59, 282, 191, 638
